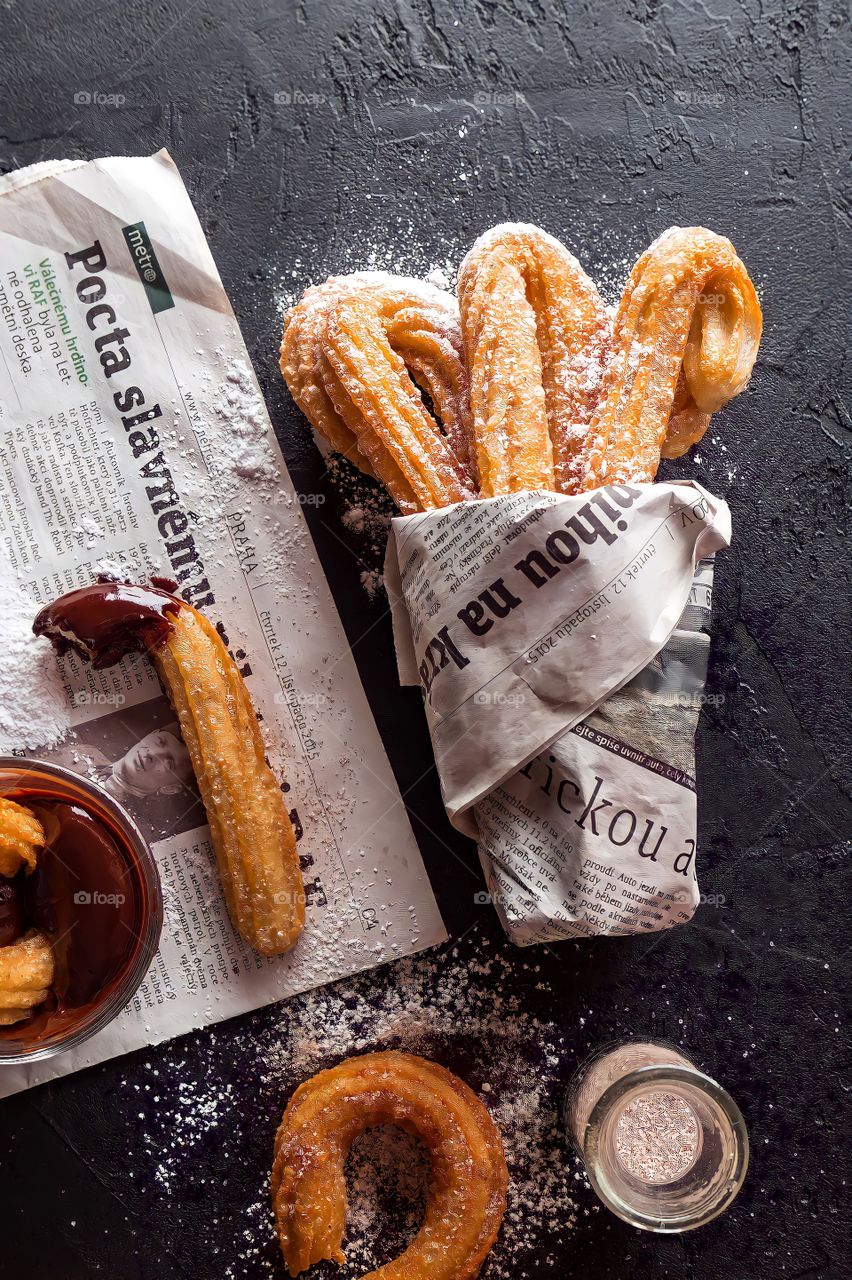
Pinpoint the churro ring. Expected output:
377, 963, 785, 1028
458, 223, 611, 495
281, 273, 474, 512
272, 1050, 508, 1279
580, 226, 762, 487
0, 796, 45, 877
34, 580, 304, 956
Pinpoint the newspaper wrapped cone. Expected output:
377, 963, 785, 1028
385, 481, 731, 944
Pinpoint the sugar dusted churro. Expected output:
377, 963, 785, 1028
281, 224, 761, 508
579, 226, 762, 488
458, 223, 610, 495
281, 273, 474, 512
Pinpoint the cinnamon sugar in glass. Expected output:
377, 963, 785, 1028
564, 1040, 748, 1231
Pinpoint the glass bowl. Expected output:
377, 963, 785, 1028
0, 757, 162, 1064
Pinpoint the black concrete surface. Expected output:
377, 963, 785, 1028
1, 2, 850, 1278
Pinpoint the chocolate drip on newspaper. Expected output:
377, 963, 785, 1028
32, 577, 181, 669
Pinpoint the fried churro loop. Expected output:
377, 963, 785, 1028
458, 223, 610, 496
280, 277, 377, 475
0, 797, 45, 877
272, 1050, 508, 1279
580, 226, 762, 488
281, 274, 474, 513
0, 929, 54, 1025
283, 224, 760, 506
34, 581, 304, 957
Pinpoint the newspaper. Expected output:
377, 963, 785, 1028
385, 482, 730, 945
0, 150, 446, 1097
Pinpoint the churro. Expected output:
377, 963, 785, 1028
272, 1050, 508, 1279
282, 224, 761, 507
458, 223, 611, 495
579, 226, 762, 488
281, 273, 474, 512
34, 580, 304, 956
0, 796, 44, 877
662, 371, 713, 460
0, 929, 54, 1025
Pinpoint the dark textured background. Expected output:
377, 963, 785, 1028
1, 2, 850, 1277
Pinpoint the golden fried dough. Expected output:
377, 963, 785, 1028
579, 226, 761, 487
272, 1050, 508, 1279
0, 797, 44, 877
458, 223, 610, 495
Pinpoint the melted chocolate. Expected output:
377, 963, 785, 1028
0, 875, 25, 947
27, 802, 137, 1007
0, 795, 144, 1042
33, 578, 181, 669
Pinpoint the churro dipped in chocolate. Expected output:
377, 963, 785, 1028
0, 803, 53, 1025
0, 797, 45, 878
34, 580, 304, 956
0, 929, 55, 1026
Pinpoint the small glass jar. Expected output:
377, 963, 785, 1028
0, 757, 162, 1064
564, 1039, 748, 1232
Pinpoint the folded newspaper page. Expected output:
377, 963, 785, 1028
0, 150, 446, 1097
385, 482, 730, 945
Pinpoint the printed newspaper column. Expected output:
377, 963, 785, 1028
386, 482, 730, 944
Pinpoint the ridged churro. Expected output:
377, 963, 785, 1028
282, 224, 761, 506
458, 223, 611, 495
281, 273, 474, 512
272, 1050, 508, 1279
34, 580, 304, 957
579, 226, 762, 488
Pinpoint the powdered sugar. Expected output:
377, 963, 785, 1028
207, 358, 279, 491
326, 454, 396, 599
214, 364, 278, 485
0, 563, 70, 752
277, 250, 464, 317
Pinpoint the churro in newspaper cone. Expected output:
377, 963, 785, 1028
281, 273, 474, 512
579, 226, 761, 488
281, 224, 760, 508
458, 223, 611, 495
